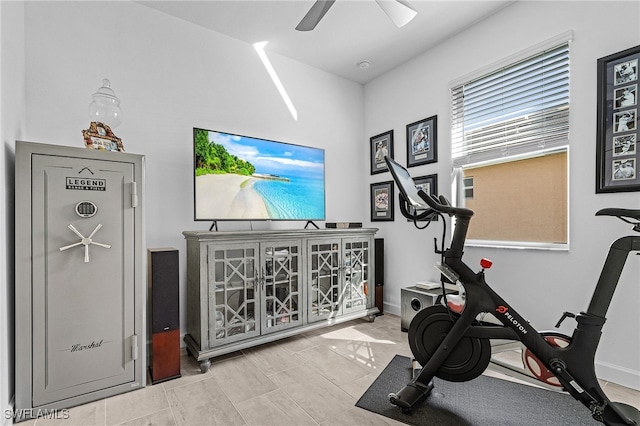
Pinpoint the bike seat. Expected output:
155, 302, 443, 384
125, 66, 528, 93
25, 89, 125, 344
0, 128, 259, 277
596, 208, 640, 221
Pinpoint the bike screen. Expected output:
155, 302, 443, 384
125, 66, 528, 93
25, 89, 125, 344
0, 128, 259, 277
385, 156, 431, 211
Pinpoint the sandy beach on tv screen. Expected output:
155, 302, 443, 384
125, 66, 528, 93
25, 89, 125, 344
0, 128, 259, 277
195, 174, 269, 219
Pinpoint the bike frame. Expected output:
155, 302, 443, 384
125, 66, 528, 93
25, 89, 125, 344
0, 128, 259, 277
398, 199, 640, 424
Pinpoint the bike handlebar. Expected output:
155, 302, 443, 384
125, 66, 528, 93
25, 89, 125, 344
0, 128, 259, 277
416, 189, 474, 218
398, 193, 436, 221
397, 189, 474, 253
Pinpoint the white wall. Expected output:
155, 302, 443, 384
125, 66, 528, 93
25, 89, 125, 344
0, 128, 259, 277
365, 1, 640, 389
20, 0, 365, 350
1, 1, 25, 423
23, 0, 366, 235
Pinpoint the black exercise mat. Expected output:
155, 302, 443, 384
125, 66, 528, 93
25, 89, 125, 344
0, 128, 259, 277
356, 355, 597, 425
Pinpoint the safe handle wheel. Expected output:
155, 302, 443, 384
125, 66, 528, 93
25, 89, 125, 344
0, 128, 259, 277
59, 223, 111, 263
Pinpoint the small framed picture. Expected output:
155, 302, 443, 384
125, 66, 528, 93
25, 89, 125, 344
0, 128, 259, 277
370, 130, 394, 175
613, 109, 636, 133
406, 116, 437, 167
613, 134, 636, 157
370, 181, 394, 222
612, 158, 636, 181
613, 84, 637, 109
596, 45, 639, 193
407, 174, 438, 221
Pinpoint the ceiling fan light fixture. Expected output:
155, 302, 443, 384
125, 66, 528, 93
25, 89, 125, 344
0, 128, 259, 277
375, 0, 417, 28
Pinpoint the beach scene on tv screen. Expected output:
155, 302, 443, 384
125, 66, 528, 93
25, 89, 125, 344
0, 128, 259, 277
194, 129, 325, 220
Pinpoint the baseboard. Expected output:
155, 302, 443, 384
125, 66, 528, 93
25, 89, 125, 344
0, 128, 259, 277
383, 301, 400, 317
596, 360, 640, 391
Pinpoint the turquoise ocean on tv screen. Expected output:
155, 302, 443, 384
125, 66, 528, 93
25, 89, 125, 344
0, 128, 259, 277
207, 130, 326, 220
253, 173, 325, 220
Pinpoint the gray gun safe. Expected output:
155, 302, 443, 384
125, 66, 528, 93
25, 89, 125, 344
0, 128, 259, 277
14, 141, 145, 421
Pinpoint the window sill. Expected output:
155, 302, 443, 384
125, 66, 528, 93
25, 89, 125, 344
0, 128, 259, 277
465, 239, 569, 251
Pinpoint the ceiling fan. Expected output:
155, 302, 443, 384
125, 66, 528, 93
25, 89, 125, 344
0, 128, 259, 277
295, 0, 417, 31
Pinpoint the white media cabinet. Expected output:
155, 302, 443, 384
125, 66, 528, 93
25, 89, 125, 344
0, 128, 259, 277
183, 228, 379, 372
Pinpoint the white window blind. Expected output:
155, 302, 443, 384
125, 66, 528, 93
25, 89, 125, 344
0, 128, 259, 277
451, 42, 570, 167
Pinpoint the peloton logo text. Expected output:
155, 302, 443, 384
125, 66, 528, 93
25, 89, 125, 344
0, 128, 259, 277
496, 305, 528, 335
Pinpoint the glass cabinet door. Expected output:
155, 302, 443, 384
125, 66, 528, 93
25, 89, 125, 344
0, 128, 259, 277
341, 239, 370, 314
308, 240, 341, 322
207, 243, 260, 347
261, 241, 302, 334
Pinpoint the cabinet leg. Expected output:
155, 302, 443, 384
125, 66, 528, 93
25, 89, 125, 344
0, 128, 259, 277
200, 359, 211, 373
367, 314, 376, 323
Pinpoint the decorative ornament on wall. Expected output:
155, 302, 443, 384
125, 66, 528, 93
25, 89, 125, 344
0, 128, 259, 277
596, 45, 640, 193
370, 181, 395, 222
370, 130, 394, 175
406, 115, 437, 168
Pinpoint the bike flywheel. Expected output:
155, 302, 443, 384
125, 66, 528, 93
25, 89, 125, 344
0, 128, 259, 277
408, 305, 491, 382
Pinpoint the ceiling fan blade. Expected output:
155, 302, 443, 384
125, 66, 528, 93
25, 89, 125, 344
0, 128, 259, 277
295, 0, 336, 31
375, 0, 417, 28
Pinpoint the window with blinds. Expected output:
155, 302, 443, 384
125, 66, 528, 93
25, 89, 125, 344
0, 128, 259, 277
450, 41, 570, 249
452, 42, 569, 166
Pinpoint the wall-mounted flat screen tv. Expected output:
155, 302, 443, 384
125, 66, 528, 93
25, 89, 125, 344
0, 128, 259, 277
193, 128, 326, 222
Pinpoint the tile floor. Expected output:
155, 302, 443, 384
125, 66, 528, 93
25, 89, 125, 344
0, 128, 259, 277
23, 314, 640, 425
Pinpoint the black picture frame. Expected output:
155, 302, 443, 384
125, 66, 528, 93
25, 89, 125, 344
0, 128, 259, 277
370, 181, 394, 221
406, 115, 437, 167
596, 45, 640, 193
370, 130, 394, 175
407, 174, 439, 221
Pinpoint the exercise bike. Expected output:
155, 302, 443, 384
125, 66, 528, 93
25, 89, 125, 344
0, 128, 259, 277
384, 156, 640, 425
